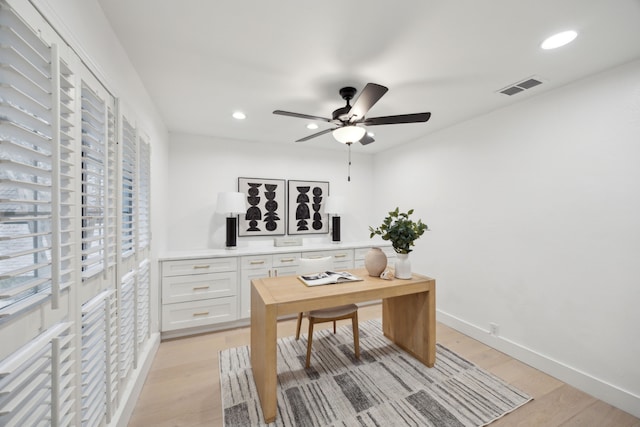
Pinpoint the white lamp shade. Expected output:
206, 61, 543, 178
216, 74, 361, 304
324, 195, 345, 214
216, 192, 246, 215
332, 126, 366, 144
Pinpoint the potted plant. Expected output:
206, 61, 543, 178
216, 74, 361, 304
369, 208, 428, 279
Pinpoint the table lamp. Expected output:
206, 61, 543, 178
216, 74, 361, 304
324, 195, 345, 243
216, 192, 247, 249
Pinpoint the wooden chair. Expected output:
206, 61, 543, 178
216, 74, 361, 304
295, 256, 360, 368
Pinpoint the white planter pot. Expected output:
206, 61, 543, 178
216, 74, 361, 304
394, 253, 412, 279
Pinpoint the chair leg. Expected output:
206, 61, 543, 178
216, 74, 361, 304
333, 320, 337, 334
295, 312, 303, 340
306, 317, 315, 368
352, 311, 360, 360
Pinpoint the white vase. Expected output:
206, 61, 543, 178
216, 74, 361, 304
364, 247, 387, 277
394, 253, 412, 279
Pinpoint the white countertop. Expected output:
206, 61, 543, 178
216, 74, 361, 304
159, 240, 393, 261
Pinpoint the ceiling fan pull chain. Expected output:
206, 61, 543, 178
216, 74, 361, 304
347, 142, 352, 182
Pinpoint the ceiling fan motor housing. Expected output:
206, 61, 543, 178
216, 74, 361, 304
333, 86, 357, 121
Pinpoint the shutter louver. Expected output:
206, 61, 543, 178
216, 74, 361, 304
0, 1, 53, 314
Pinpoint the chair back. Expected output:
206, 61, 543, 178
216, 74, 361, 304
298, 256, 334, 275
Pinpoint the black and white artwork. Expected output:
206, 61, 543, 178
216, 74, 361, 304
287, 180, 329, 235
238, 177, 286, 236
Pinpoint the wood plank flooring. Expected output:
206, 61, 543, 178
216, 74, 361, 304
128, 304, 640, 426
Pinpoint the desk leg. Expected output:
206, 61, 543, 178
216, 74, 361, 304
382, 288, 436, 367
250, 285, 278, 423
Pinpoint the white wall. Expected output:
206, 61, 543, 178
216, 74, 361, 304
167, 133, 376, 250
373, 59, 640, 416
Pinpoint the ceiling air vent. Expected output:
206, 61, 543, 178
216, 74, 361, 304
498, 76, 544, 96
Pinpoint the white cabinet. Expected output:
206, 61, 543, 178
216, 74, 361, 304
303, 249, 354, 270
239, 253, 300, 318
161, 257, 238, 331
160, 243, 391, 336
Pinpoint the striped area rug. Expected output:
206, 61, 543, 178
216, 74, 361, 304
220, 319, 531, 426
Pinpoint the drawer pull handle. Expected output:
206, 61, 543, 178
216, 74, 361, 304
334, 254, 347, 258
250, 260, 265, 265
192, 311, 209, 317
192, 265, 210, 269
308, 256, 324, 259
192, 286, 210, 291
280, 258, 295, 262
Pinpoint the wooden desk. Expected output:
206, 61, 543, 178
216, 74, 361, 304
250, 268, 436, 423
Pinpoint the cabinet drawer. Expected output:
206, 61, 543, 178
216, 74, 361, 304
162, 297, 238, 331
330, 249, 353, 262
272, 253, 300, 268
241, 255, 272, 270
162, 271, 237, 304
334, 259, 354, 271
162, 257, 237, 276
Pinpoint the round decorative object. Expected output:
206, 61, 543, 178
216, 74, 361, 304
394, 253, 412, 279
364, 247, 387, 277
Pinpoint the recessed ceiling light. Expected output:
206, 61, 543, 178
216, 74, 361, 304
232, 111, 246, 120
307, 123, 318, 130
541, 30, 577, 50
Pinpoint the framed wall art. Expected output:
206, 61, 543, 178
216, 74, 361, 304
238, 177, 286, 236
287, 180, 329, 235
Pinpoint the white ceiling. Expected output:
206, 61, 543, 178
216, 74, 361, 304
97, 0, 640, 153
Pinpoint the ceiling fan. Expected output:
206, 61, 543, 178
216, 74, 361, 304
273, 83, 431, 146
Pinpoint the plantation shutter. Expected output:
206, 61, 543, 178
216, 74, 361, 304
137, 136, 150, 252
0, 322, 75, 426
80, 83, 107, 279
0, 2, 53, 314
137, 259, 150, 347
119, 271, 135, 379
121, 118, 136, 259
80, 290, 118, 426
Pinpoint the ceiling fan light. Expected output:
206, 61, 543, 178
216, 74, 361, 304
332, 126, 366, 144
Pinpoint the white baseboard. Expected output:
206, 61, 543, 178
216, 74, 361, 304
437, 310, 640, 419
109, 332, 161, 427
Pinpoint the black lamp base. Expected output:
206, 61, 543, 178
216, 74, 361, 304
226, 216, 237, 248
331, 216, 341, 243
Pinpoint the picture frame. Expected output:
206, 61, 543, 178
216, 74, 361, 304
237, 177, 286, 236
287, 180, 330, 235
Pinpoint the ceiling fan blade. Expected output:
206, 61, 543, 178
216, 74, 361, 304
273, 110, 332, 122
295, 127, 336, 142
359, 134, 375, 145
348, 83, 388, 122
363, 112, 431, 126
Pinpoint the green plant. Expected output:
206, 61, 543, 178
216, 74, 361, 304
369, 207, 428, 254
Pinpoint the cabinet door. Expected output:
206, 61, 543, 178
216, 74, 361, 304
239, 255, 273, 319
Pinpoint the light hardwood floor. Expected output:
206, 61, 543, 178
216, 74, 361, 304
129, 304, 640, 426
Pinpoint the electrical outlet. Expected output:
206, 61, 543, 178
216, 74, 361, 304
490, 323, 499, 336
